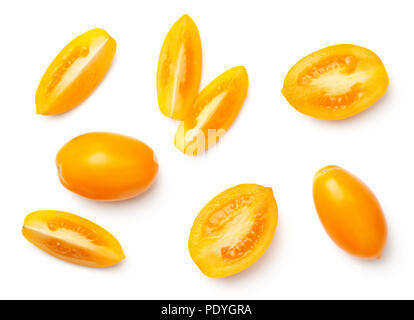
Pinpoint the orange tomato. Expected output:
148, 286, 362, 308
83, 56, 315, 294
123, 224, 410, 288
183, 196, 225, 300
175, 66, 249, 156
189, 184, 278, 278
157, 14, 202, 120
282, 44, 388, 120
313, 166, 387, 259
36, 29, 116, 115
56, 132, 158, 201
22, 210, 125, 267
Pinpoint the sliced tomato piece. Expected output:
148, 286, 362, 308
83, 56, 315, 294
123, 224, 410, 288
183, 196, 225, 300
22, 210, 125, 267
157, 15, 202, 120
36, 29, 116, 115
188, 184, 278, 278
282, 44, 388, 120
175, 66, 248, 155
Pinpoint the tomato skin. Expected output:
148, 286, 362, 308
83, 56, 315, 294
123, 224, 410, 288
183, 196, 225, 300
282, 44, 388, 120
189, 184, 278, 278
56, 132, 158, 201
157, 15, 202, 120
313, 166, 387, 259
175, 66, 249, 156
36, 29, 116, 115
22, 210, 125, 267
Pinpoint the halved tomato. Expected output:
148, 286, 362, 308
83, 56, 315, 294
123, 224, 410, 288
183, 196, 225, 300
22, 210, 125, 267
313, 166, 387, 259
175, 66, 248, 155
36, 28, 116, 115
282, 44, 388, 120
157, 14, 202, 120
188, 184, 278, 278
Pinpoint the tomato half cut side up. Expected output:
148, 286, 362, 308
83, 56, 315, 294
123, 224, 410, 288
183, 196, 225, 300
282, 44, 389, 120
36, 28, 116, 115
22, 210, 125, 267
188, 184, 278, 278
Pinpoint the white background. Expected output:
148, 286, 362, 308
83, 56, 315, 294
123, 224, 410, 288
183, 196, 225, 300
0, 0, 412, 299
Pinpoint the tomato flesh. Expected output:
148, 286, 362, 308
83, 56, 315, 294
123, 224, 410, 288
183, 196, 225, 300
22, 210, 125, 267
189, 184, 278, 278
313, 166, 387, 259
175, 66, 248, 155
36, 28, 116, 115
282, 44, 388, 120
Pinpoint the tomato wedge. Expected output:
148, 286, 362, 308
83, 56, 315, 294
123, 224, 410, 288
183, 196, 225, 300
175, 66, 248, 155
157, 14, 202, 120
282, 44, 388, 120
22, 210, 125, 267
189, 184, 278, 278
313, 166, 387, 259
36, 29, 116, 115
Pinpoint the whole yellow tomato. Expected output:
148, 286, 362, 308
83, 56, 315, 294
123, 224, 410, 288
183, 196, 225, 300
313, 165, 387, 259
56, 132, 158, 201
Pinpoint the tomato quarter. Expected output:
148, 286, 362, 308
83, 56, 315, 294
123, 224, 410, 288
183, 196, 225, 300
22, 210, 125, 267
157, 15, 202, 120
175, 66, 249, 155
36, 28, 116, 115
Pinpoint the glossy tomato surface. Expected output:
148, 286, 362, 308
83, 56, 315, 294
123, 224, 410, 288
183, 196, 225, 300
56, 132, 158, 201
157, 15, 202, 120
22, 210, 125, 267
313, 166, 387, 259
175, 66, 248, 155
189, 184, 278, 278
282, 44, 388, 120
36, 28, 116, 115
